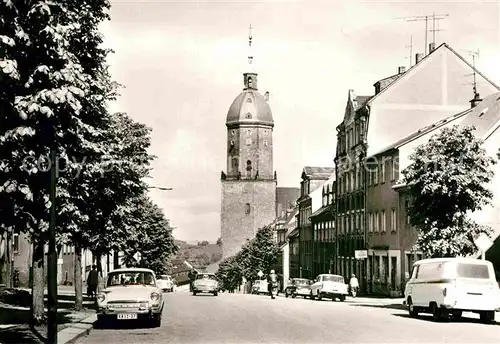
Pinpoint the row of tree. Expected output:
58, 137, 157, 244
215, 225, 279, 291
0, 0, 177, 325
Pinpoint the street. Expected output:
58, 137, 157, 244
77, 291, 500, 344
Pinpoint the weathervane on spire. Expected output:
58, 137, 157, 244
248, 24, 253, 65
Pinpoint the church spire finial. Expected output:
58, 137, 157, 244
248, 24, 253, 66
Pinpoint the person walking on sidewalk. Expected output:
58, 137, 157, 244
87, 265, 99, 298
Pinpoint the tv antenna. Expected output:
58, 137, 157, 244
466, 49, 480, 98
397, 13, 449, 55
405, 35, 413, 69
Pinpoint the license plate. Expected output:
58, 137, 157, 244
117, 313, 137, 320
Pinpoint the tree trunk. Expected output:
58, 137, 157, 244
95, 252, 104, 292
31, 242, 45, 326
4, 231, 12, 288
74, 245, 83, 311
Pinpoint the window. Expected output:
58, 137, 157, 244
246, 138, 252, 145
246, 160, 252, 178
374, 212, 379, 232
263, 140, 268, 146
416, 262, 444, 280
245, 203, 251, 214
374, 165, 379, 184
381, 210, 386, 232
231, 130, 236, 136
380, 160, 386, 183
13, 234, 19, 253
405, 200, 410, 224
245, 112, 252, 119
231, 158, 239, 173
456, 263, 490, 279
247, 129, 252, 135
391, 209, 396, 232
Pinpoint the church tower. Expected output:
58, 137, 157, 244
220, 26, 277, 259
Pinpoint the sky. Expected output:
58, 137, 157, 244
101, 0, 500, 243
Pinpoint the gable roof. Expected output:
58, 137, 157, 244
302, 166, 335, 180
367, 43, 500, 106
371, 91, 500, 158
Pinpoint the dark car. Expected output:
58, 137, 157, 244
284, 278, 312, 298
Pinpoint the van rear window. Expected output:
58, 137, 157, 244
456, 263, 489, 279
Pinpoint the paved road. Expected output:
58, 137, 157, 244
77, 292, 500, 344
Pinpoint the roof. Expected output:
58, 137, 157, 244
369, 91, 500, 158
367, 43, 500, 106
414, 257, 493, 265
302, 166, 335, 180
288, 227, 299, 238
355, 95, 372, 109
310, 203, 334, 218
226, 90, 273, 126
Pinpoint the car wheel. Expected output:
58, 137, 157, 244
431, 303, 441, 322
213, 291, 218, 296
407, 298, 418, 318
480, 311, 495, 324
151, 314, 161, 328
317, 291, 322, 301
339, 295, 345, 302
193, 291, 197, 296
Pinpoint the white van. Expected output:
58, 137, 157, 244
404, 258, 500, 323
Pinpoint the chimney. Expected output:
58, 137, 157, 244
429, 43, 436, 53
264, 91, 269, 102
470, 92, 482, 108
415, 53, 424, 64
398, 66, 406, 74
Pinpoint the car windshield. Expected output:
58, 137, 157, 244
107, 271, 156, 287
320, 275, 344, 283
295, 279, 309, 285
196, 274, 216, 280
456, 263, 490, 279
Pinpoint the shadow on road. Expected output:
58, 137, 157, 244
349, 303, 405, 311
393, 313, 500, 325
94, 320, 158, 330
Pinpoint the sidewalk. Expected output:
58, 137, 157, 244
0, 286, 97, 344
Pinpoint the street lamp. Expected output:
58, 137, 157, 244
148, 186, 173, 191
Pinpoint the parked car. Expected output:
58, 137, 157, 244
96, 268, 163, 327
285, 278, 312, 298
157, 274, 175, 292
193, 273, 219, 296
310, 274, 348, 301
404, 258, 500, 323
252, 280, 269, 295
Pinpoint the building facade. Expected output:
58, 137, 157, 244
310, 180, 336, 277
297, 167, 335, 279
334, 42, 500, 295
220, 31, 277, 259
365, 92, 500, 295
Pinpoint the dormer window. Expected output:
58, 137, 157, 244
245, 112, 252, 119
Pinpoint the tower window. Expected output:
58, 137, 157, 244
245, 203, 251, 214
246, 138, 252, 145
246, 160, 252, 178
263, 140, 268, 146
245, 112, 252, 119
246, 98, 252, 103
231, 130, 236, 136
232, 158, 239, 173
247, 129, 251, 135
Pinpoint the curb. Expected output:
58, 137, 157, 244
57, 314, 97, 344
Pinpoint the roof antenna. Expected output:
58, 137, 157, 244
466, 49, 481, 107
405, 35, 413, 69
248, 24, 253, 66
396, 13, 449, 55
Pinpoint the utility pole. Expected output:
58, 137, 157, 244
47, 147, 58, 344
397, 13, 449, 55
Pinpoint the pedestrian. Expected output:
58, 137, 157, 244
86, 265, 99, 298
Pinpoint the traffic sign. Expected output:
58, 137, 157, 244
257, 270, 264, 277
474, 233, 493, 253
355, 250, 368, 259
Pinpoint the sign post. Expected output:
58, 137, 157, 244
474, 234, 493, 260
354, 250, 368, 260
257, 270, 263, 278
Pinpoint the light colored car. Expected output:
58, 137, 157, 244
404, 258, 500, 323
285, 278, 312, 298
193, 273, 219, 296
96, 268, 164, 327
310, 274, 348, 301
252, 279, 269, 295
157, 274, 175, 292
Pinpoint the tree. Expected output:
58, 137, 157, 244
120, 196, 178, 275
402, 125, 496, 258
0, 0, 94, 324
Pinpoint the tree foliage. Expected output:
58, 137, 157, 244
120, 196, 178, 274
215, 225, 279, 290
402, 125, 496, 258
